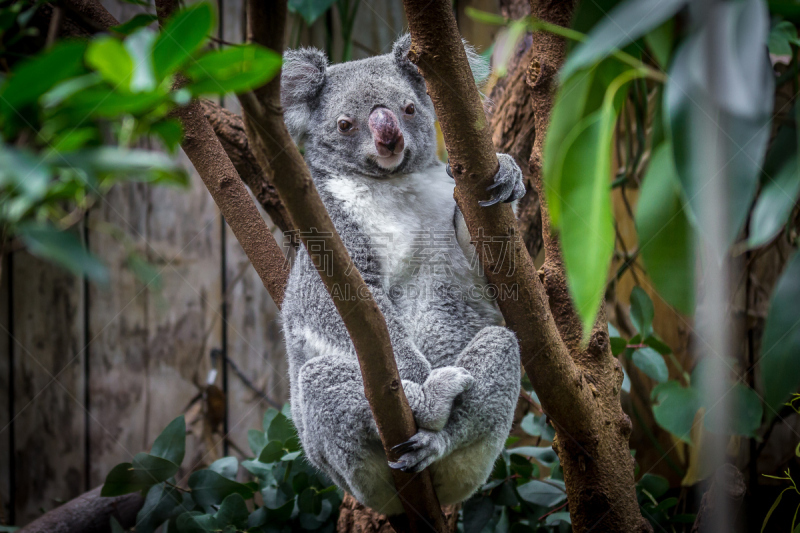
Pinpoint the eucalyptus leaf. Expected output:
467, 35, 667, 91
153, 2, 214, 80
150, 415, 185, 466
86, 36, 134, 89
288, 0, 338, 25
651, 380, 700, 444
101, 453, 180, 496
463, 495, 495, 533
185, 45, 281, 96
516, 480, 567, 508
629, 286, 655, 338
632, 347, 669, 383
188, 470, 254, 510
760, 252, 800, 416
19, 224, 108, 284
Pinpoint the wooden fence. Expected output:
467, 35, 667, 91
0, 0, 498, 526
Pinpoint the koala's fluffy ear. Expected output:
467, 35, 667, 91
281, 48, 328, 143
392, 33, 490, 87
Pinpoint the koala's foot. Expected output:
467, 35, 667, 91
479, 153, 525, 207
388, 429, 447, 473
415, 367, 474, 431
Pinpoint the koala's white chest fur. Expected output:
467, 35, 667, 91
324, 165, 476, 288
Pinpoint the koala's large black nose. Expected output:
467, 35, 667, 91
369, 107, 405, 157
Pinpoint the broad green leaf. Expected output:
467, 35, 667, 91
0, 40, 87, 112
463, 495, 494, 533
150, 119, 183, 152
638, 474, 669, 499
557, 110, 616, 337
629, 286, 654, 338
210, 456, 238, 480
213, 493, 250, 529
768, 20, 798, 56
760, 252, 800, 416
748, 157, 800, 248
636, 143, 694, 314
632, 347, 668, 383
561, 0, 686, 79
0, 145, 50, 200
248, 429, 268, 456
135, 482, 191, 533
268, 412, 297, 444
644, 19, 675, 69
153, 2, 214, 80
19, 224, 108, 284
516, 480, 567, 508
258, 440, 286, 463
111, 13, 158, 35
185, 45, 281, 96
150, 415, 185, 466
86, 36, 134, 89
507, 446, 559, 467
666, 0, 774, 247
704, 383, 762, 436
610, 336, 627, 356
545, 512, 571, 526
101, 453, 180, 496
288, 0, 338, 25
651, 380, 700, 444
55, 147, 188, 186
188, 469, 254, 509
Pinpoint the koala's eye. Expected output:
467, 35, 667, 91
404, 103, 416, 116
337, 118, 354, 133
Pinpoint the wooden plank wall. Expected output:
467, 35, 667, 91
0, 0, 497, 526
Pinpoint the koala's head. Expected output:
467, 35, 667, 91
281, 34, 487, 178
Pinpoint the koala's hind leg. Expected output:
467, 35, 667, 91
389, 326, 520, 504
296, 354, 405, 515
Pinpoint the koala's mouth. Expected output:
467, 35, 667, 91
373, 150, 406, 170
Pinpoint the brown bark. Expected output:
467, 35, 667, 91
199, 100, 294, 234
17, 486, 142, 533
486, 0, 542, 258
402, 0, 650, 530
240, 2, 447, 531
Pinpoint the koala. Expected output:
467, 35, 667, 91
280, 34, 523, 516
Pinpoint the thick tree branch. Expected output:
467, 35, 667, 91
199, 100, 294, 234
402, 0, 649, 530
17, 486, 142, 533
240, 2, 447, 531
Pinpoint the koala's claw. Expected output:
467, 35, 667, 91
387, 430, 446, 474
479, 153, 525, 207
445, 159, 454, 179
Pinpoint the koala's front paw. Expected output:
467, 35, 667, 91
479, 153, 525, 207
388, 429, 447, 473
415, 367, 474, 431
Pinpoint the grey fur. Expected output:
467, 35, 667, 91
281, 34, 524, 515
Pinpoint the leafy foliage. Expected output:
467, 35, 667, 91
102, 408, 342, 533
0, 2, 280, 282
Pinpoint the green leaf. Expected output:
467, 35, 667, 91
516, 480, 567, 508
545, 512, 571, 526
651, 380, 700, 444
0, 40, 87, 112
185, 45, 282, 96
258, 440, 286, 463
636, 143, 694, 314
153, 2, 214, 80
150, 415, 186, 466
463, 495, 495, 533
110, 517, 125, 533
632, 347, 668, 383
136, 483, 191, 533
769, 20, 798, 55
704, 383, 763, 437
556, 110, 616, 337
18, 224, 108, 284
288, 0, 338, 25
150, 119, 183, 153
760, 252, 800, 416
561, 0, 686, 79
213, 493, 250, 529
610, 336, 627, 356
644, 19, 674, 69
507, 446, 559, 467
86, 36, 134, 89
210, 457, 238, 480
749, 157, 800, 248
111, 13, 158, 35
55, 147, 188, 186
101, 453, 180, 496
638, 474, 669, 499
188, 470, 254, 510
268, 412, 297, 444
762, 487, 790, 533
666, 0, 774, 247
629, 286, 655, 338
248, 429, 268, 456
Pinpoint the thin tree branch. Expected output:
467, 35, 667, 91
17, 486, 142, 533
240, 2, 448, 531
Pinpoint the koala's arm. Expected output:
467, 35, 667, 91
455, 153, 525, 262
